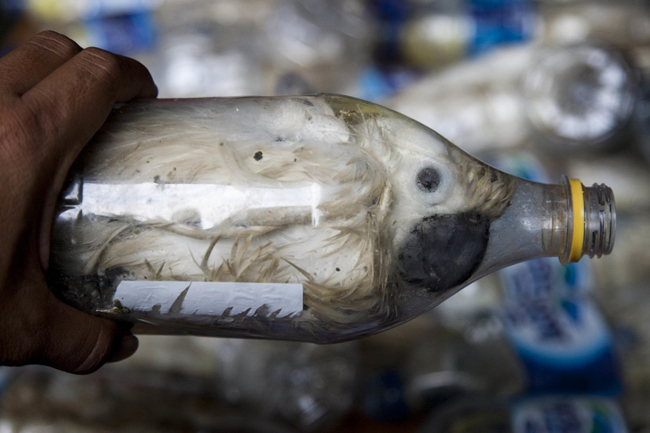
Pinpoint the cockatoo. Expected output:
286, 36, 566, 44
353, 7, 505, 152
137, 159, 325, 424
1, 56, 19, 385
49, 95, 514, 341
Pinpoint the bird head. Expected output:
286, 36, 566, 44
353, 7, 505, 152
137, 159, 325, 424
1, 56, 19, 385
373, 115, 515, 293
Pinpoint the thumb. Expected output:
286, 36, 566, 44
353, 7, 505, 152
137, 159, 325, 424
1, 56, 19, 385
39, 296, 138, 374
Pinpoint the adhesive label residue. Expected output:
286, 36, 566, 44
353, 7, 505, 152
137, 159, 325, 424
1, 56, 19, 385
113, 281, 303, 318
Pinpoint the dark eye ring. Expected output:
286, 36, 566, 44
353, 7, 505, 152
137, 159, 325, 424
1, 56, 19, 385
416, 167, 441, 193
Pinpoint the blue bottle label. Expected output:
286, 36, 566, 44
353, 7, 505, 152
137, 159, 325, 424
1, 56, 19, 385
468, 0, 536, 56
83, 10, 158, 55
502, 293, 612, 367
511, 397, 628, 433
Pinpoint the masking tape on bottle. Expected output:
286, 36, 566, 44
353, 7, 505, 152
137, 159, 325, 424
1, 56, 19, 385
568, 178, 585, 263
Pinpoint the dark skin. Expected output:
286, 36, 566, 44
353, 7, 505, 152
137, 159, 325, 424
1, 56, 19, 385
0, 31, 158, 373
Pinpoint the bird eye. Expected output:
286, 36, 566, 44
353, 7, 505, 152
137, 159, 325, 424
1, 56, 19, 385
416, 167, 441, 193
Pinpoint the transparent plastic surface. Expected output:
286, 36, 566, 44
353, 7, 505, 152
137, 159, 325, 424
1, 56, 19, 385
48, 94, 601, 342
217, 339, 358, 430
523, 43, 639, 153
386, 45, 533, 155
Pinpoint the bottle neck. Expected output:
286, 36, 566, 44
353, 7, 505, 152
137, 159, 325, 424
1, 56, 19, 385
564, 177, 616, 264
472, 176, 616, 277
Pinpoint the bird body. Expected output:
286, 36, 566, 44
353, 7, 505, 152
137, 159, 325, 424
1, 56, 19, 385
49, 94, 514, 341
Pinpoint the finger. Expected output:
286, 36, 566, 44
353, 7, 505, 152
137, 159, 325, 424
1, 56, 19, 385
39, 295, 138, 373
0, 31, 82, 96
21, 46, 158, 165
16, 47, 157, 269
0, 264, 138, 373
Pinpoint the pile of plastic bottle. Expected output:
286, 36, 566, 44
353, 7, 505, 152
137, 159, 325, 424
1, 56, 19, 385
2, 1, 650, 431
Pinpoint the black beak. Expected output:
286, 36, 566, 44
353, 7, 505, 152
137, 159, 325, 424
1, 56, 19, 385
397, 212, 490, 292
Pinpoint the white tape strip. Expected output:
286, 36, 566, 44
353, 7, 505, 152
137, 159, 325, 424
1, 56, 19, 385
114, 281, 303, 318
80, 183, 318, 229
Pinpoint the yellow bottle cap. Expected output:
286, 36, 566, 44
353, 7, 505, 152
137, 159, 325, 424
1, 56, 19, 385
567, 178, 585, 263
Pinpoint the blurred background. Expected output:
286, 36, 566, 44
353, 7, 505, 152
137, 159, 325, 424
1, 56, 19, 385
2, 0, 650, 431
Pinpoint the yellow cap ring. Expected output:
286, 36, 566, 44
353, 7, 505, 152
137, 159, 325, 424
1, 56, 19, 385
568, 178, 585, 263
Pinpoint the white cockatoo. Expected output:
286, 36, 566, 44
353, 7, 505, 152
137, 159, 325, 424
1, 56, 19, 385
50, 95, 514, 337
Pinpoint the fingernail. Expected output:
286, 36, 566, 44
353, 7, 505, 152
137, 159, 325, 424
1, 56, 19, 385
108, 334, 139, 363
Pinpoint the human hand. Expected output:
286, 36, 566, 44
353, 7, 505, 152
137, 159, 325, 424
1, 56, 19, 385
0, 31, 157, 373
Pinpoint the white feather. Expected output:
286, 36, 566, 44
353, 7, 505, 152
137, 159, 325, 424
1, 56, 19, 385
51, 95, 514, 326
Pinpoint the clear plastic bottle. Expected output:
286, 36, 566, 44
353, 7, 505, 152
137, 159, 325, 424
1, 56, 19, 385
48, 94, 616, 342
385, 44, 533, 154
522, 43, 639, 154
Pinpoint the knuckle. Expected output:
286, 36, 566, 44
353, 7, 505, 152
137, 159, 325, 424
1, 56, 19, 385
80, 47, 122, 79
75, 48, 125, 96
31, 30, 81, 60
